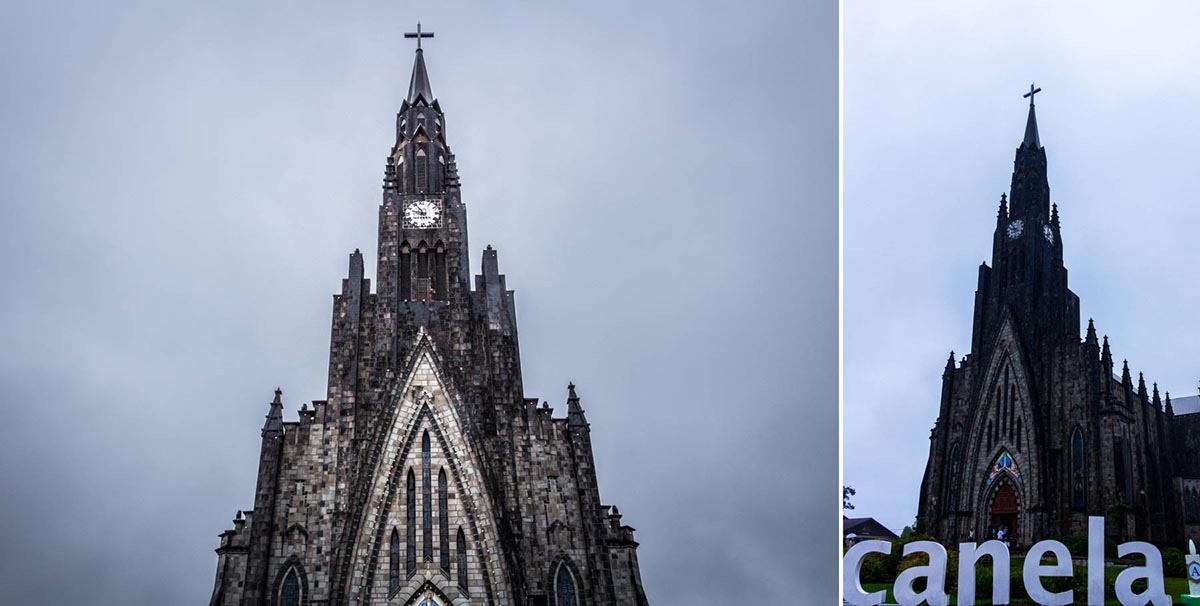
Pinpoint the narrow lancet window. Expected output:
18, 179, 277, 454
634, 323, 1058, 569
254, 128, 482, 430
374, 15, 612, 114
439, 468, 450, 572
456, 527, 468, 591
555, 563, 579, 606
416, 149, 428, 191
422, 430, 433, 561
280, 567, 301, 606
390, 527, 401, 593
407, 469, 417, 574
1071, 427, 1086, 509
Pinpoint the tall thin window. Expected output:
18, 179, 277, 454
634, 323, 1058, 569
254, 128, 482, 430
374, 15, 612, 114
422, 431, 433, 561
415, 149, 428, 191
555, 563, 578, 606
439, 468, 450, 572
390, 527, 401, 593
456, 527, 468, 591
1071, 428, 1085, 509
407, 469, 417, 574
1114, 438, 1130, 502
280, 568, 301, 606
1016, 417, 1022, 450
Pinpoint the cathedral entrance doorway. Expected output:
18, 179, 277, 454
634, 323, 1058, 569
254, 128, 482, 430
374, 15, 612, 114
988, 480, 1020, 543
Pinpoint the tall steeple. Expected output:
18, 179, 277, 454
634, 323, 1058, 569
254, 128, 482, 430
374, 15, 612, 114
407, 47, 434, 104
1008, 83, 1050, 220
404, 22, 435, 104
1022, 86, 1042, 150
379, 23, 468, 309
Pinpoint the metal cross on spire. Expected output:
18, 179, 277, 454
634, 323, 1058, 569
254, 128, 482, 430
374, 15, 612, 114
405, 22, 434, 50
1022, 82, 1041, 105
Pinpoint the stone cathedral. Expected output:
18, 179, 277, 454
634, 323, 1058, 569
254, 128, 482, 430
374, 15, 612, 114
917, 89, 1200, 548
209, 34, 650, 606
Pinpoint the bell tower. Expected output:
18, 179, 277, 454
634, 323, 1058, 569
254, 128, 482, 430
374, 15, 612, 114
377, 24, 468, 310
970, 85, 1079, 368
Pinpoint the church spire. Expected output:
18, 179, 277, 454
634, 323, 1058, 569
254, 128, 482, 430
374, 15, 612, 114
1008, 83, 1051, 221
1022, 83, 1042, 149
407, 49, 434, 104
1153, 382, 1163, 411
404, 23, 435, 104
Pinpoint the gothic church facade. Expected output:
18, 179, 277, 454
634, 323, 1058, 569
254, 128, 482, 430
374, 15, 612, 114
918, 94, 1200, 548
209, 40, 650, 606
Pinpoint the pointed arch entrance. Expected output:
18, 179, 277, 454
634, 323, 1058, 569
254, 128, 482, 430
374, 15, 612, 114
988, 479, 1020, 541
980, 449, 1023, 544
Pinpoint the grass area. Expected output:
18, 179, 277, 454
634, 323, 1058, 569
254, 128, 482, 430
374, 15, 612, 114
862, 578, 1192, 605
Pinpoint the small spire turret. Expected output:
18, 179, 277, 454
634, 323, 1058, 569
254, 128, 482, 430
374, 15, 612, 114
566, 382, 588, 429
263, 388, 284, 436
1153, 382, 1162, 410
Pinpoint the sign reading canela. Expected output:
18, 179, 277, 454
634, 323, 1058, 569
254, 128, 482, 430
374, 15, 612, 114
843, 517, 1178, 606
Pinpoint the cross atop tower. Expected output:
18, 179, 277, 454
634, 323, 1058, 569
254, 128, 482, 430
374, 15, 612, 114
1023, 82, 1042, 106
405, 22, 434, 50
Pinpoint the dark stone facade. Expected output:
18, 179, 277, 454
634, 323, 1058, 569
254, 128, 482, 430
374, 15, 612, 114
917, 99, 1200, 548
209, 45, 650, 606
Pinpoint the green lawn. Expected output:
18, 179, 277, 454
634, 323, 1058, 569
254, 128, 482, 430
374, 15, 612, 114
861, 578, 1192, 605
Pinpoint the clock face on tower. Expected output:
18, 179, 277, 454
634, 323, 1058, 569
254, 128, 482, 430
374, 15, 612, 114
403, 199, 442, 229
1006, 219, 1024, 239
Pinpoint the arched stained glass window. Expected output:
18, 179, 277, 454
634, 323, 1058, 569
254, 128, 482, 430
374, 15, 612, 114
422, 431, 433, 561
279, 567, 301, 606
389, 527, 401, 593
457, 527, 468, 591
439, 468, 450, 572
407, 469, 417, 575
555, 563, 578, 606
1071, 428, 1086, 509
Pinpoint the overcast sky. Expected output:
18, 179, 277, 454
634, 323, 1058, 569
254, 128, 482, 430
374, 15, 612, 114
844, 1, 1200, 533
0, 1, 836, 604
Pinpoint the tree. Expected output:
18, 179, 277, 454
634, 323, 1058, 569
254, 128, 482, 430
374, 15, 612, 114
843, 485, 856, 510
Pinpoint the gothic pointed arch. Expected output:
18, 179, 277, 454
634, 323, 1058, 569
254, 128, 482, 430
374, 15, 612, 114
550, 557, 583, 606
341, 329, 509, 605
962, 312, 1040, 544
401, 580, 458, 606
391, 527, 402, 595
271, 556, 309, 606
456, 527, 468, 592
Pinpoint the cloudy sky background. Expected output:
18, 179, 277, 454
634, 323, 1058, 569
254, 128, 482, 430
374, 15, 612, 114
0, 1, 836, 604
845, 1, 1200, 532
